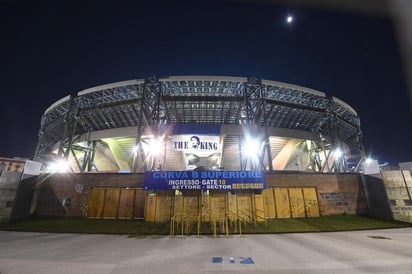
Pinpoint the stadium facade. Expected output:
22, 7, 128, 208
34, 75, 364, 174
23, 76, 372, 228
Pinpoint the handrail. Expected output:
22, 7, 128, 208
197, 213, 201, 237
226, 209, 237, 222
255, 208, 267, 227
169, 213, 185, 238
171, 211, 202, 238
241, 208, 256, 227
171, 205, 266, 238
170, 216, 175, 238
225, 210, 238, 232
211, 212, 229, 238
236, 212, 247, 237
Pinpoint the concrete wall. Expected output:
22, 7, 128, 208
33, 172, 368, 218
0, 171, 22, 221
0, 159, 42, 221
380, 170, 412, 222
360, 174, 393, 220
10, 175, 38, 220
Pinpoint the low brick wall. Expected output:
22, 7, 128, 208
35, 173, 144, 217
266, 172, 368, 215
34, 172, 368, 218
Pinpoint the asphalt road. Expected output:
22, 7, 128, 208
0, 228, 411, 274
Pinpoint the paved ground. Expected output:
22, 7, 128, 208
0, 228, 412, 274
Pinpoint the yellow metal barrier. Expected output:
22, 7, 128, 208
170, 216, 174, 238
237, 213, 246, 237
243, 208, 256, 227
255, 208, 267, 227
197, 214, 201, 237
169, 213, 184, 238
226, 210, 238, 233
170, 212, 201, 238
211, 213, 229, 238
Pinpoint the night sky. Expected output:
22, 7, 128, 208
1, 1, 411, 165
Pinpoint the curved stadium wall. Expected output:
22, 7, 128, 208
34, 75, 364, 174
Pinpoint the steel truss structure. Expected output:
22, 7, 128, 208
34, 76, 365, 173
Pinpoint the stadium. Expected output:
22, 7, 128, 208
25, 76, 371, 229
34, 75, 364, 174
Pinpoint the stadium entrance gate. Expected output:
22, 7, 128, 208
86, 188, 146, 219
86, 187, 320, 223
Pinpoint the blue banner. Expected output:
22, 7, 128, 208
144, 170, 266, 190
172, 123, 221, 135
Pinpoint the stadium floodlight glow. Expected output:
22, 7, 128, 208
364, 157, 372, 164
333, 148, 343, 159
243, 137, 261, 159
132, 145, 139, 154
47, 159, 71, 173
148, 137, 164, 156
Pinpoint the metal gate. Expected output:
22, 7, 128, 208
87, 188, 146, 219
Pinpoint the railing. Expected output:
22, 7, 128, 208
226, 210, 238, 232
255, 208, 267, 227
169, 213, 182, 238
170, 206, 267, 238
241, 208, 256, 227
210, 212, 229, 238
170, 211, 201, 238
236, 213, 246, 237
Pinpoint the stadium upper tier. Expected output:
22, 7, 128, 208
34, 76, 364, 173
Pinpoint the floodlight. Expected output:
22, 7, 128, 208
48, 159, 70, 173
333, 148, 343, 158
148, 137, 164, 156
243, 137, 262, 161
364, 157, 372, 164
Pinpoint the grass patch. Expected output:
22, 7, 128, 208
244, 215, 409, 233
0, 218, 170, 235
0, 215, 409, 237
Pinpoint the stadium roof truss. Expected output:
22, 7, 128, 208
34, 76, 365, 173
